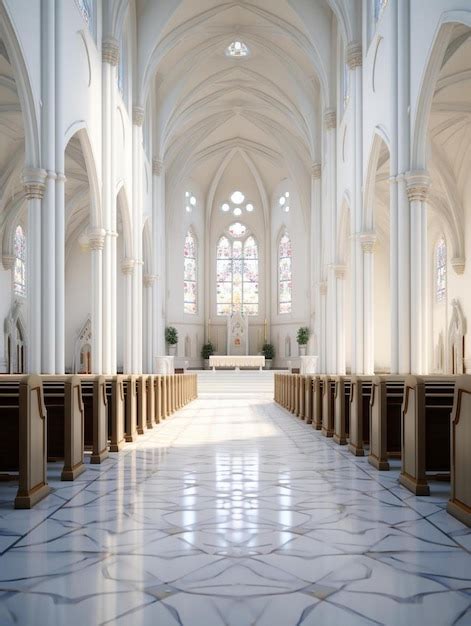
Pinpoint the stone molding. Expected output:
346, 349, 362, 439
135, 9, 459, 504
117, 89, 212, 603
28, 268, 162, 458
319, 281, 328, 296
143, 273, 157, 287
333, 265, 347, 279
311, 162, 322, 179
406, 170, 431, 202
22, 167, 47, 199
133, 106, 145, 127
451, 257, 465, 275
152, 158, 164, 176
324, 109, 336, 130
102, 37, 119, 66
88, 228, 106, 251
2, 255, 15, 270
360, 232, 377, 253
121, 258, 135, 275
346, 41, 362, 69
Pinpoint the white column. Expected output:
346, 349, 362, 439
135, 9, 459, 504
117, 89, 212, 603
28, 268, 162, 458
22, 168, 47, 373
334, 266, 346, 375
319, 282, 327, 373
41, 0, 56, 374
360, 233, 377, 374
406, 171, 430, 374
102, 37, 119, 374
152, 158, 166, 361
347, 42, 364, 374
89, 229, 106, 374
324, 109, 337, 373
121, 258, 135, 374
311, 163, 322, 358
132, 106, 144, 374
143, 274, 156, 373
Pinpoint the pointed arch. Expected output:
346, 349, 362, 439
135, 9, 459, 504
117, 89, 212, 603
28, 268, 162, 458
363, 126, 391, 229
116, 184, 133, 259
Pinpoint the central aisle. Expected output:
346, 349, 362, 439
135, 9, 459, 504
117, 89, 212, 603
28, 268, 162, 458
0, 376, 470, 625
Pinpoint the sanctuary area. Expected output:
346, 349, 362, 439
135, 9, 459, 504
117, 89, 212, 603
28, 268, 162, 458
0, 1, 470, 625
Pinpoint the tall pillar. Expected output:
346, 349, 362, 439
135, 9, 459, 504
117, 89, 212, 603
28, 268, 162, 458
406, 171, 430, 374
311, 163, 322, 358
360, 233, 377, 374
143, 274, 156, 373
319, 282, 327, 373
132, 106, 144, 374
152, 158, 166, 361
334, 266, 346, 374
324, 109, 337, 373
121, 258, 135, 374
41, 0, 56, 374
102, 37, 119, 374
347, 41, 363, 374
89, 229, 106, 374
22, 168, 47, 373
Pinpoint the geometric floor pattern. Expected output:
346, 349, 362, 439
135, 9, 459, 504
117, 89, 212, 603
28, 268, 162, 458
1, 381, 470, 625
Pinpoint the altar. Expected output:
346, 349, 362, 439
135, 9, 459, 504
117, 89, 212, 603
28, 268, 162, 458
209, 355, 265, 370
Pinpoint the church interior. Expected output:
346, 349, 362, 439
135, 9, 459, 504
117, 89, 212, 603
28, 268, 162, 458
0, 0, 470, 624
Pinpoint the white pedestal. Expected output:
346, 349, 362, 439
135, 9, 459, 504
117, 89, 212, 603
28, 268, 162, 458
154, 356, 174, 374
300, 355, 319, 374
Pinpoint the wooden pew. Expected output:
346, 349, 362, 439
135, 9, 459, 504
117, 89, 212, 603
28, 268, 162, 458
0, 375, 50, 508
333, 376, 350, 445
80, 375, 109, 464
447, 375, 471, 527
106, 375, 125, 452
146, 375, 155, 429
137, 375, 148, 435
154, 375, 162, 423
321, 376, 335, 437
303, 375, 314, 424
368, 376, 404, 470
42, 376, 86, 480
124, 375, 138, 442
312, 376, 323, 430
399, 376, 455, 495
348, 376, 373, 456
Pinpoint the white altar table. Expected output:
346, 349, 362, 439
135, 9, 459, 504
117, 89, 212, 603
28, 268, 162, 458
209, 355, 265, 370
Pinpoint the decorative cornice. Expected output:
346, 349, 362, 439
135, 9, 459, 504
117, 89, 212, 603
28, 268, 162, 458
2, 255, 15, 270
88, 228, 106, 251
406, 170, 431, 202
319, 281, 328, 296
152, 158, 164, 176
102, 37, 119, 66
451, 256, 465, 275
56, 172, 67, 183
132, 106, 145, 127
334, 265, 347, 279
143, 273, 157, 288
121, 258, 135, 275
22, 167, 47, 199
324, 109, 336, 130
346, 41, 362, 69
360, 232, 377, 253
311, 162, 322, 179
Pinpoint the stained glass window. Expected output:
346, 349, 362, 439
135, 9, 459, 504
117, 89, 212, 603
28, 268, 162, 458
75, 0, 91, 25
435, 237, 446, 304
374, 0, 388, 22
184, 230, 197, 314
279, 231, 292, 314
13, 225, 26, 297
216, 229, 259, 316
228, 222, 247, 238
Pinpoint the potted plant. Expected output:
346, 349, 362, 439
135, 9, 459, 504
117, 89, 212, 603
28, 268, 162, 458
201, 342, 214, 369
262, 343, 275, 369
297, 326, 310, 356
165, 326, 178, 356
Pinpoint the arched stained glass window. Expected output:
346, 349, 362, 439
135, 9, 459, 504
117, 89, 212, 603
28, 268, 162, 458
13, 225, 26, 297
184, 230, 197, 314
216, 227, 259, 316
435, 237, 446, 303
278, 231, 292, 314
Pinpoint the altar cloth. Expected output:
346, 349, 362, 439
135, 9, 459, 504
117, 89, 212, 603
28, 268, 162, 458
209, 355, 265, 370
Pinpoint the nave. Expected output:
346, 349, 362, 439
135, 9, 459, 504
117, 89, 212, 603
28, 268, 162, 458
0, 375, 470, 626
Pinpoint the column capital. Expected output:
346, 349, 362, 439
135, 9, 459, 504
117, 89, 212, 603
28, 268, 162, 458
324, 109, 336, 130
88, 228, 106, 251
102, 37, 120, 66
152, 158, 164, 176
319, 281, 328, 296
359, 231, 377, 253
333, 264, 347, 279
22, 167, 47, 199
2, 254, 15, 270
133, 106, 145, 127
451, 256, 465, 275
311, 162, 322, 179
346, 41, 362, 69
405, 170, 431, 202
121, 258, 135, 275
143, 273, 157, 287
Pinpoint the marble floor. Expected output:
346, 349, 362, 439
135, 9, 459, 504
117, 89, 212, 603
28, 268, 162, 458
0, 383, 470, 626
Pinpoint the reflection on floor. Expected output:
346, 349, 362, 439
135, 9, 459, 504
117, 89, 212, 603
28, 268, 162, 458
0, 382, 470, 626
